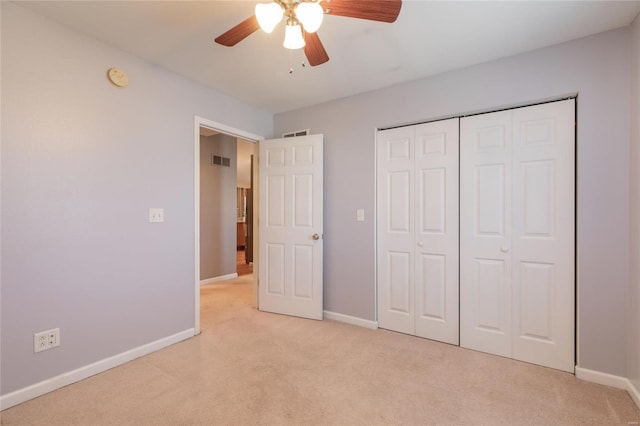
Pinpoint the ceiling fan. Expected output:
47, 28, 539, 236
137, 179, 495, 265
214, 0, 402, 67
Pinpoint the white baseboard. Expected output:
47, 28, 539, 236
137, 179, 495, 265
0, 328, 195, 411
323, 310, 378, 330
576, 366, 640, 410
200, 273, 238, 286
627, 379, 640, 409
575, 366, 628, 389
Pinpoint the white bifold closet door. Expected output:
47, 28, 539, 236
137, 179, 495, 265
377, 118, 459, 345
460, 99, 575, 372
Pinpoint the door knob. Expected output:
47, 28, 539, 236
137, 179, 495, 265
500, 246, 509, 253
312, 233, 321, 241
417, 241, 424, 247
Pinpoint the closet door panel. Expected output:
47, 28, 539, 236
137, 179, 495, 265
414, 118, 459, 344
419, 167, 446, 234
511, 99, 575, 372
377, 127, 415, 335
418, 253, 446, 319
474, 258, 507, 332
460, 110, 513, 357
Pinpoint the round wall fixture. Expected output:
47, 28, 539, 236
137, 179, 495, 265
107, 67, 128, 87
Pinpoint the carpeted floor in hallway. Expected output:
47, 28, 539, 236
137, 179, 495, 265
2, 274, 639, 425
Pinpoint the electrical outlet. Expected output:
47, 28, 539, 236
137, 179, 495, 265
149, 208, 164, 223
34, 333, 48, 352
34, 328, 60, 353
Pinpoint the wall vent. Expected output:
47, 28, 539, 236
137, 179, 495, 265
211, 154, 231, 167
283, 129, 309, 138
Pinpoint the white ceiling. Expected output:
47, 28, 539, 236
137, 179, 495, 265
17, 0, 640, 113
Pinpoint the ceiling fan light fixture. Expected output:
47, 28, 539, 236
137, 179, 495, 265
255, 2, 284, 33
215, 0, 403, 67
295, 1, 324, 33
283, 23, 305, 49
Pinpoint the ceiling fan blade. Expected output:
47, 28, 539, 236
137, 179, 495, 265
304, 32, 330, 66
214, 16, 260, 47
322, 0, 402, 23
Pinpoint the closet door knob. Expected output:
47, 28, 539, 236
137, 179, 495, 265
312, 233, 321, 241
417, 241, 424, 247
500, 246, 509, 253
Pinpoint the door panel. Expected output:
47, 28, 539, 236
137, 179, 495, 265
293, 244, 313, 298
259, 135, 323, 320
266, 243, 285, 295
377, 127, 414, 334
461, 110, 512, 357
389, 171, 412, 232
475, 164, 506, 236
293, 174, 313, 227
475, 259, 506, 333
414, 119, 459, 344
419, 167, 446, 234
519, 261, 553, 340
377, 119, 459, 344
521, 160, 554, 237
266, 175, 285, 227
418, 253, 446, 320
511, 100, 575, 372
388, 251, 412, 313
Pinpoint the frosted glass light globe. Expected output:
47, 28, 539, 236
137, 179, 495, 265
255, 3, 284, 33
296, 1, 324, 33
283, 24, 305, 49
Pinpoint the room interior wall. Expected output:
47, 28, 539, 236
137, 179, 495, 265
628, 12, 640, 393
199, 134, 237, 281
275, 27, 631, 377
0, 2, 272, 395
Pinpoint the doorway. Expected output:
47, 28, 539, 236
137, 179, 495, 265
236, 139, 255, 277
194, 116, 262, 335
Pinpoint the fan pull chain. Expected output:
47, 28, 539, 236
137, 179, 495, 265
289, 49, 294, 74
288, 49, 307, 74
300, 47, 307, 69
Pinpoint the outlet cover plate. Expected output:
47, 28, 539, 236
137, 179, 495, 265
34, 328, 60, 353
149, 208, 164, 223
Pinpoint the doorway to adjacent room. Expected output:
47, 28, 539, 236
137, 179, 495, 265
194, 117, 262, 335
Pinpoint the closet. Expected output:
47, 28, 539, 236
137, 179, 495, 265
460, 99, 575, 372
376, 99, 575, 372
377, 118, 460, 345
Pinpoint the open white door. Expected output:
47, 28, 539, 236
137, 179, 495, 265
258, 134, 323, 320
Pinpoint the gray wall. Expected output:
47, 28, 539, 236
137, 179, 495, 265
629, 14, 640, 392
200, 134, 237, 280
1, 2, 271, 394
275, 28, 631, 377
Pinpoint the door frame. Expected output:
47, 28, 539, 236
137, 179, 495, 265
193, 116, 264, 335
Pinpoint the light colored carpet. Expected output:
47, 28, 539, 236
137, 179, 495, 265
2, 274, 639, 425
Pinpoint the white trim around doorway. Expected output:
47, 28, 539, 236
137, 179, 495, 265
193, 116, 264, 335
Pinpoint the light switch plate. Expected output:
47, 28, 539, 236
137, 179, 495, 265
356, 209, 365, 222
149, 208, 164, 223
